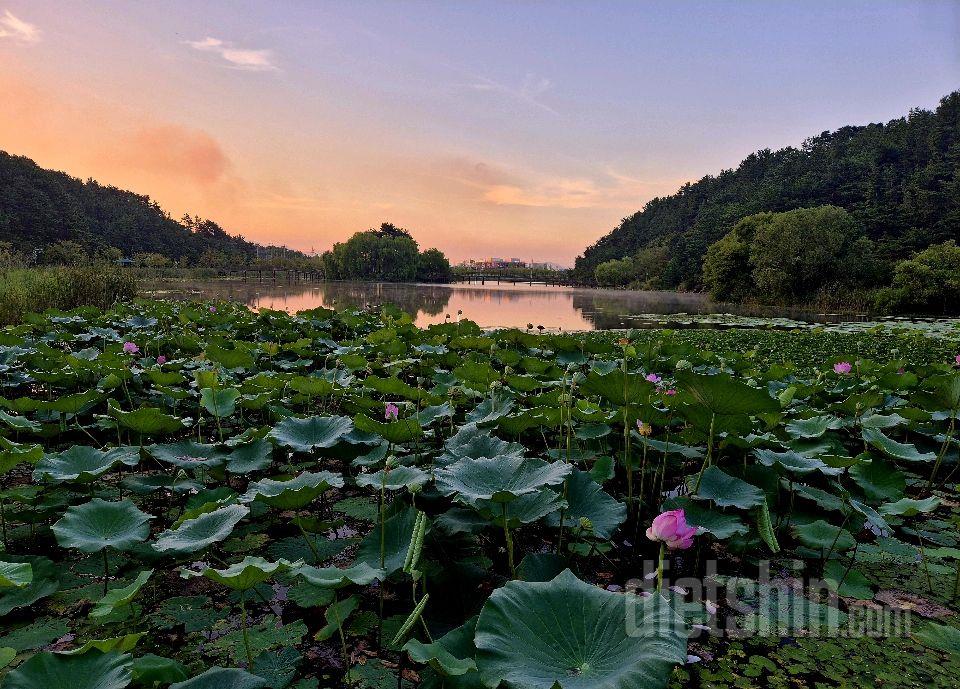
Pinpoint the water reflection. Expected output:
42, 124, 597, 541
144, 280, 866, 331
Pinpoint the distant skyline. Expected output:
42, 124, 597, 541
1, 1, 957, 264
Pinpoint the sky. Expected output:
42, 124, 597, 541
0, 1, 957, 265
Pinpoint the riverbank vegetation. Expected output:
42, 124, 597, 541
0, 267, 137, 326
577, 91, 960, 315
0, 300, 957, 688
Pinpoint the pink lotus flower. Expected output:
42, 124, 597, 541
156, 355, 167, 365
122, 342, 139, 355
384, 402, 400, 421
646, 509, 696, 550
209, 305, 217, 313
645, 373, 662, 384
833, 361, 852, 375
665, 389, 677, 396
955, 354, 960, 366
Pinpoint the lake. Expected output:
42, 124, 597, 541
143, 280, 883, 331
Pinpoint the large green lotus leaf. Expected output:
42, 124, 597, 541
691, 466, 765, 510
635, 438, 704, 459
355, 466, 429, 491
436, 456, 570, 505
170, 667, 268, 689
61, 633, 142, 656
475, 569, 687, 689
580, 370, 655, 407
545, 469, 625, 539
204, 342, 256, 370
356, 507, 417, 575
52, 499, 152, 553
240, 471, 343, 510
913, 373, 960, 412
861, 427, 936, 462
676, 371, 779, 416
184, 557, 300, 591
0, 556, 59, 615
146, 441, 228, 469
289, 374, 335, 397
152, 504, 249, 554
822, 560, 873, 600
793, 519, 855, 551
753, 449, 840, 476
405, 629, 478, 676
130, 655, 188, 686
784, 415, 842, 439
0, 438, 43, 475
267, 415, 354, 453
791, 483, 845, 513
2, 650, 132, 689
45, 389, 105, 415
439, 423, 526, 466
89, 570, 153, 618
661, 497, 748, 539
859, 412, 909, 430
913, 622, 960, 657
108, 402, 185, 436
0, 410, 40, 433
353, 413, 424, 443
224, 440, 273, 474
879, 496, 940, 516
34, 446, 132, 483
294, 562, 385, 588
848, 499, 891, 534
477, 489, 567, 527
466, 397, 515, 426
200, 387, 240, 418
849, 459, 905, 502
0, 562, 32, 589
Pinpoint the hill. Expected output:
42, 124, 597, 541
573, 91, 960, 292
0, 150, 302, 265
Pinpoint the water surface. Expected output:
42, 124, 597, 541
144, 280, 882, 331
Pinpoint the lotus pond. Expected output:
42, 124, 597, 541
0, 300, 957, 689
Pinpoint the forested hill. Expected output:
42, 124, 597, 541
0, 150, 295, 264
573, 91, 960, 288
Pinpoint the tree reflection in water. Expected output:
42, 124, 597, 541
146, 281, 847, 330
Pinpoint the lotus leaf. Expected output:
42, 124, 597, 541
475, 569, 687, 689
52, 499, 151, 553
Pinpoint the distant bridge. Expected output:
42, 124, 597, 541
453, 270, 575, 286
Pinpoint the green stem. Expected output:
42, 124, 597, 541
297, 519, 320, 561
693, 414, 715, 493
102, 549, 110, 596
655, 543, 666, 591
502, 503, 516, 578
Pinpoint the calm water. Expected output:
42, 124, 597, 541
144, 280, 877, 331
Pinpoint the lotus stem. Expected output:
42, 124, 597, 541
927, 412, 955, 490
297, 519, 320, 561
655, 543, 666, 591
501, 503, 516, 578
0, 498, 7, 550
692, 414, 715, 493
331, 593, 349, 670
102, 549, 110, 596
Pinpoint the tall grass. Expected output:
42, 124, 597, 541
0, 267, 138, 325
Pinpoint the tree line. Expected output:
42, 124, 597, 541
319, 223, 452, 283
575, 91, 960, 313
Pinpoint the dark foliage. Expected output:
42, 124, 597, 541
0, 151, 304, 265
574, 91, 960, 289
